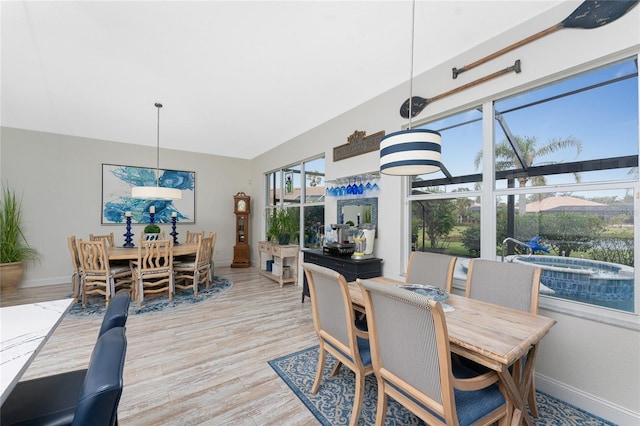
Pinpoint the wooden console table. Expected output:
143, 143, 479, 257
301, 249, 382, 303
258, 241, 299, 287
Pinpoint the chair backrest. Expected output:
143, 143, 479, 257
357, 279, 458, 422
406, 251, 457, 292
67, 235, 82, 273
302, 262, 359, 359
209, 232, 217, 254
89, 233, 115, 248
72, 326, 127, 426
98, 292, 131, 338
186, 230, 205, 244
465, 258, 541, 313
78, 239, 110, 275
136, 239, 174, 272
196, 235, 214, 267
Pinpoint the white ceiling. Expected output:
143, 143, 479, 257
1, 1, 565, 159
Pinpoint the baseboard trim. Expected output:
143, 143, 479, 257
19, 276, 68, 288
536, 373, 640, 425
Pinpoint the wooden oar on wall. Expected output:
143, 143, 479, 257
452, 0, 639, 79
400, 60, 521, 119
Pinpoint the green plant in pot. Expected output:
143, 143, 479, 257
266, 208, 299, 245
143, 224, 162, 240
0, 184, 39, 293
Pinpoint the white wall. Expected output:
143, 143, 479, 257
250, 3, 640, 423
1, 127, 251, 286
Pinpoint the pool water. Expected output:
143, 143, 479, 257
510, 256, 634, 313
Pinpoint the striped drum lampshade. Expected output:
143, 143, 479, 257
379, 128, 441, 176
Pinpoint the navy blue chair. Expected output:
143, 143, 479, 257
98, 291, 131, 337
1, 327, 127, 426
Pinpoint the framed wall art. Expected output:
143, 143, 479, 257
101, 163, 196, 224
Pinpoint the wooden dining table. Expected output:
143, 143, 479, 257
107, 242, 198, 260
350, 277, 557, 426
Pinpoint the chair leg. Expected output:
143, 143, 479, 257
374, 379, 388, 426
311, 345, 326, 394
330, 361, 342, 376
349, 371, 365, 426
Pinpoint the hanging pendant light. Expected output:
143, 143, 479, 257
131, 102, 182, 200
380, 0, 441, 176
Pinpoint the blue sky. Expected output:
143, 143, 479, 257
420, 58, 638, 192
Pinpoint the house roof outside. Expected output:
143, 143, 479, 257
525, 196, 606, 213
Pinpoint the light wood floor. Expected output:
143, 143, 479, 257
2, 266, 321, 425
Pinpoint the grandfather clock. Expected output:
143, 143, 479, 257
231, 192, 251, 268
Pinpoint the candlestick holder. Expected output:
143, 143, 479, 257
123, 216, 134, 247
150, 212, 155, 224
170, 216, 179, 245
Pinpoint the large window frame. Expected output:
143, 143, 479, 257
265, 155, 325, 249
405, 56, 639, 327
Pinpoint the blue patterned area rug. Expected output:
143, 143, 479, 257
269, 346, 616, 426
68, 276, 232, 317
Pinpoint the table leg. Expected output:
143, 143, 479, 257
497, 363, 533, 426
519, 345, 539, 419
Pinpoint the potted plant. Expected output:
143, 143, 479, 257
266, 208, 299, 245
143, 224, 162, 240
0, 184, 39, 293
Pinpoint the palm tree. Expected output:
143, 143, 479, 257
474, 135, 582, 212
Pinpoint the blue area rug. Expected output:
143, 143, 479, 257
68, 276, 232, 317
269, 346, 616, 426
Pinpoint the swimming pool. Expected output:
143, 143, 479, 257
509, 255, 634, 312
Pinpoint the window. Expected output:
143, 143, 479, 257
409, 58, 638, 313
265, 156, 325, 248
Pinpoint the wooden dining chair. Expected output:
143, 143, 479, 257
185, 230, 205, 244
130, 239, 174, 307
406, 251, 458, 292
174, 235, 212, 296
302, 262, 374, 426
89, 232, 115, 248
465, 258, 542, 417
67, 235, 83, 303
77, 239, 132, 308
357, 278, 510, 426
208, 232, 217, 282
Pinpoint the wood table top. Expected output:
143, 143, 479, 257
107, 242, 198, 260
350, 277, 557, 370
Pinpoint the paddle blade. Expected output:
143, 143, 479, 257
561, 0, 638, 29
399, 96, 428, 119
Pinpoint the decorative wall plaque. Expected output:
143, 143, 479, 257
333, 130, 385, 162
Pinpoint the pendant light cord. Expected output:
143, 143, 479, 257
155, 102, 162, 187
408, 0, 416, 130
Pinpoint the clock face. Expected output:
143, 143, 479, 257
237, 199, 246, 212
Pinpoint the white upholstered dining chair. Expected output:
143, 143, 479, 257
465, 258, 542, 417
302, 262, 374, 426
358, 278, 510, 426
406, 251, 457, 292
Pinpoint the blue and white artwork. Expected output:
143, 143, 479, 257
102, 164, 195, 224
